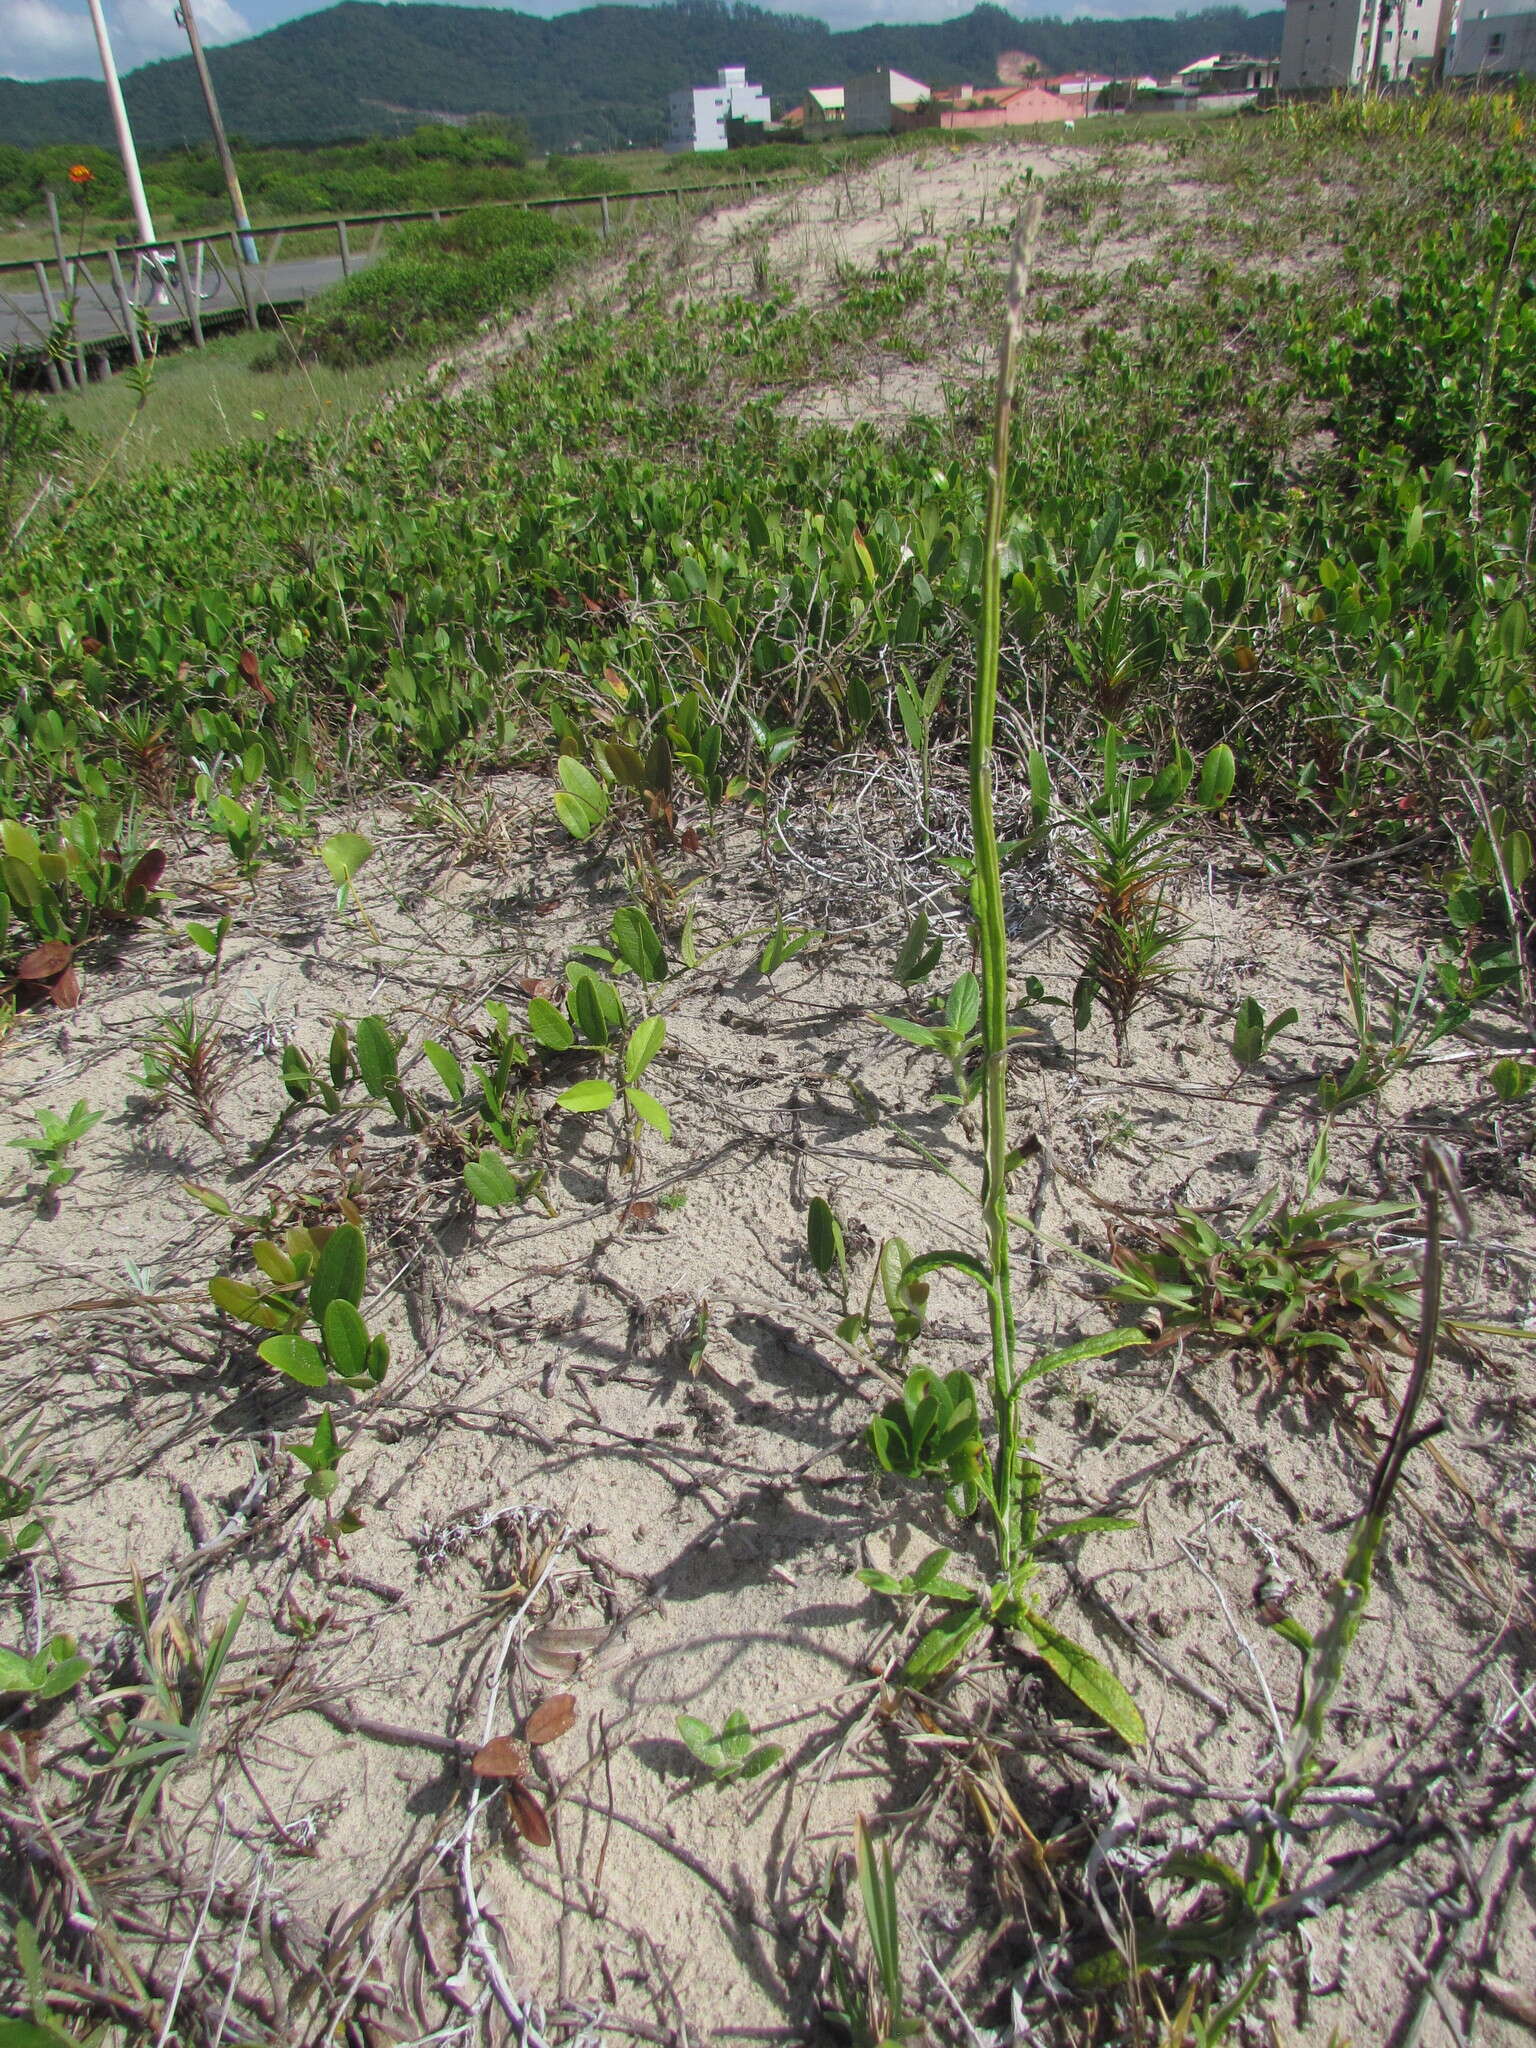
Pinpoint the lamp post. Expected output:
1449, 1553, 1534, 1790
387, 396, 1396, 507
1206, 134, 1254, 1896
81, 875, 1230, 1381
83, 0, 158, 247
175, 0, 260, 263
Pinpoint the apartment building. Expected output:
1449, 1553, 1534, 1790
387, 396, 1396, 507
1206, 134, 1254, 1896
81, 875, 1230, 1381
1279, 0, 1454, 86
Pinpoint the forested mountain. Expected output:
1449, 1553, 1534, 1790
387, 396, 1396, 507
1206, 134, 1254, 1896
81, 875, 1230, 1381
0, 0, 1283, 154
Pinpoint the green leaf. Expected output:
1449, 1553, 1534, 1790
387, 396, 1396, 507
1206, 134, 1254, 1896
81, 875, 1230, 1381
422, 1040, 465, 1102
872, 1013, 942, 1052
353, 1015, 398, 1098
903, 1601, 987, 1683
464, 1151, 526, 1207
1505, 828, 1532, 891
527, 997, 575, 1051
556, 1079, 616, 1113
624, 1014, 666, 1083
0, 2021, 80, 2046
1017, 1325, 1149, 1388
554, 790, 598, 840
207, 1277, 289, 1332
308, 1223, 366, 1320
611, 905, 668, 984
321, 831, 373, 888
556, 755, 608, 817
257, 1335, 328, 1387
1197, 743, 1236, 811
625, 1086, 672, 1139
1012, 1606, 1145, 1747
321, 1299, 369, 1379
807, 1196, 844, 1278
944, 972, 980, 1035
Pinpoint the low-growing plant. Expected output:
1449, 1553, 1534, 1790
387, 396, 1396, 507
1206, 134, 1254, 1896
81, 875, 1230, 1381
209, 1219, 390, 1389
7, 1100, 103, 1189
824, 1817, 923, 2048
0, 811, 165, 972
1317, 935, 1472, 1112
806, 1198, 927, 1358
142, 1004, 236, 1137
1230, 995, 1298, 1074
1077, 1145, 1462, 1989
1059, 729, 1233, 1058
758, 915, 823, 976
184, 912, 232, 979
0, 1635, 89, 1705
676, 1708, 783, 1786
0, 1420, 55, 1565
94, 1575, 246, 1835
320, 829, 379, 942
527, 907, 675, 1151
1105, 1132, 1418, 1392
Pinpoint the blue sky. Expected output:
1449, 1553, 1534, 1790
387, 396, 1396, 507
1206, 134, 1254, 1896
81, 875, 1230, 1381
2, 0, 1266, 84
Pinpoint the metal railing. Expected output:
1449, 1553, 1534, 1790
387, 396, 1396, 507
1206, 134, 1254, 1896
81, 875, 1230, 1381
0, 173, 802, 384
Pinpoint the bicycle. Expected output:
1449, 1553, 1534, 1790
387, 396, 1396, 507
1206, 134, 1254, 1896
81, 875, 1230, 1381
127, 243, 226, 309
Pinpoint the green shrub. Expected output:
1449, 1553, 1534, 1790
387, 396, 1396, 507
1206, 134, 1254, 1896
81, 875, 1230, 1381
0, 372, 72, 539
277, 207, 593, 366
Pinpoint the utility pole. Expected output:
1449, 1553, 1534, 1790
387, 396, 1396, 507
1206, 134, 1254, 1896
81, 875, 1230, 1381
176, 0, 260, 263
83, 0, 158, 247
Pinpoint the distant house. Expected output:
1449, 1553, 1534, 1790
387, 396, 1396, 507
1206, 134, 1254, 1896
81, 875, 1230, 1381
667, 65, 772, 153
844, 67, 930, 135
803, 85, 846, 141
1049, 71, 1155, 109
1174, 51, 1280, 91
1450, 0, 1536, 76
911, 82, 1067, 130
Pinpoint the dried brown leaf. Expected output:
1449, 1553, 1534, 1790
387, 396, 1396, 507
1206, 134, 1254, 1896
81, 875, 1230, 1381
504, 1781, 552, 1847
470, 1736, 529, 1780
48, 965, 81, 1009
16, 941, 72, 981
524, 1693, 576, 1746
522, 1625, 605, 1682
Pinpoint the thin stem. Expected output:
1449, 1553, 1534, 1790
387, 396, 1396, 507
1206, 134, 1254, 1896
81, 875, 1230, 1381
972, 190, 1043, 1574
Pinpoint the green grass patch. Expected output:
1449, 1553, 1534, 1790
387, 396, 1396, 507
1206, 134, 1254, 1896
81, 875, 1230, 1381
47, 328, 421, 474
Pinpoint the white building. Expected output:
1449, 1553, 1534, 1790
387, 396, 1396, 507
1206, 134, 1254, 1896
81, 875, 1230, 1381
666, 65, 772, 152
1448, 0, 1536, 73
1279, 0, 1454, 87
844, 67, 930, 135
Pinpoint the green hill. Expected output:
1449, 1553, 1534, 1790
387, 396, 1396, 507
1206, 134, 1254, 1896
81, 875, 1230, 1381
0, 1, 1284, 154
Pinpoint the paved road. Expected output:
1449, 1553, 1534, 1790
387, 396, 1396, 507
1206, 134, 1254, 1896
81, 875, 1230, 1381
0, 252, 375, 357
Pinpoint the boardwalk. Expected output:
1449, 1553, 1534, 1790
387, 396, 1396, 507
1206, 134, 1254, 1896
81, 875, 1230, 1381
0, 252, 371, 360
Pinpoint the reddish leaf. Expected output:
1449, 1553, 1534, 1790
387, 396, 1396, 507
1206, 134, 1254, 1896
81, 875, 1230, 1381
16, 941, 72, 982
125, 849, 167, 897
621, 1201, 657, 1228
504, 1781, 552, 1847
523, 1694, 576, 1747
239, 649, 275, 704
81, 636, 104, 656
470, 1736, 529, 1780
581, 594, 604, 616
680, 827, 702, 855
517, 977, 557, 1000
48, 966, 82, 1009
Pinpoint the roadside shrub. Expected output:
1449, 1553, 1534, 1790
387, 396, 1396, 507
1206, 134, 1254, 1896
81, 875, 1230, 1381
0, 371, 71, 540
275, 207, 593, 366
546, 154, 631, 196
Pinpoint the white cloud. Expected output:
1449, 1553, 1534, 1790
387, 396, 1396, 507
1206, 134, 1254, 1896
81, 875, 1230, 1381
2, 0, 251, 82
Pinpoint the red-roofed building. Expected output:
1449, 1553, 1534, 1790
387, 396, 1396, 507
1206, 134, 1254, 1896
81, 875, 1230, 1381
900, 81, 1068, 129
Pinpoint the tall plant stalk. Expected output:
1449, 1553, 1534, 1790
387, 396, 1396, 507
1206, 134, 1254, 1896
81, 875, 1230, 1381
971, 190, 1043, 1573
